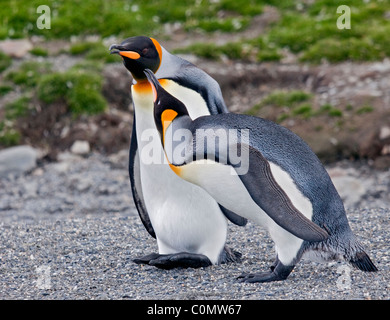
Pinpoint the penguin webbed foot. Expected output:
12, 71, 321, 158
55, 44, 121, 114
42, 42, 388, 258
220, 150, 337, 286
133, 253, 161, 265
133, 252, 212, 269
237, 260, 294, 283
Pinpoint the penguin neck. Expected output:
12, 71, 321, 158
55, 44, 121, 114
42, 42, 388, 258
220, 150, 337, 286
133, 78, 169, 96
155, 47, 192, 79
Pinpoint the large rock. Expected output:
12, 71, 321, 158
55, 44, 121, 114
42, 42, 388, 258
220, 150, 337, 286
0, 145, 38, 177
0, 39, 33, 58
70, 140, 90, 155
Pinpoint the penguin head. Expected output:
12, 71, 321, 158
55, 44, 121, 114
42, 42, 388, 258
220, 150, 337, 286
109, 36, 162, 81
143, 69, 189, 144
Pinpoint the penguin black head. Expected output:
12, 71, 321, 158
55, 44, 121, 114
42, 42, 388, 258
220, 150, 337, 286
143, 69, 189, 144
109, 36, 162, 81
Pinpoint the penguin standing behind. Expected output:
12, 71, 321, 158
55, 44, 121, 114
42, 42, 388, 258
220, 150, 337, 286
144, 68, 378, 282
109, 36, 245, 269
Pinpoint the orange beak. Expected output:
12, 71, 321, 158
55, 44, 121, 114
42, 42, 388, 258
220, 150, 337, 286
119, 51, 140, 59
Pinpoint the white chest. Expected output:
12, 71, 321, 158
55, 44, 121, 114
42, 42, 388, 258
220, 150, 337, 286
130, 80, 227, 260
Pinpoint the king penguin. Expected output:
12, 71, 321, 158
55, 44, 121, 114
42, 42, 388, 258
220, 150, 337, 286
109, 36, 245, 269
144, 68, 378, 282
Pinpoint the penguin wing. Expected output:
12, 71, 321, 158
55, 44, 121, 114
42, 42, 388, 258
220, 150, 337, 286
166, 65, 228, 115
129, 118, 156, 238
219, 204, 248, 226
237, 146, 329, 242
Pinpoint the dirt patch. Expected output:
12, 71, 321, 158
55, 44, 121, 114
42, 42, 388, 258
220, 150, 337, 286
14, 98, 132, 160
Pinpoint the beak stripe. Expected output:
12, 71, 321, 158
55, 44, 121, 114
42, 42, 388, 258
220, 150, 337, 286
119, 51, 141, 59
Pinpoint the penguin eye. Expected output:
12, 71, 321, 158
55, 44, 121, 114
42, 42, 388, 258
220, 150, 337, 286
142, 48, 149, 56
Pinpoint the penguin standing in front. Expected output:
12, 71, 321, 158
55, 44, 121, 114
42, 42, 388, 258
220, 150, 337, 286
109, 36, 245, 269
144, 68, 378, 282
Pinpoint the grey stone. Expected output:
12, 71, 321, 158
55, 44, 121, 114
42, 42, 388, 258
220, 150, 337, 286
332, 176, 367, 208
70, 140, 90, 155
0, 39, 33, 58
0, 145, 37, 177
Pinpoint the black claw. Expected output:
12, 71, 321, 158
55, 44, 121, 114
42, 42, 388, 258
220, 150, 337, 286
237, 259, 295, 283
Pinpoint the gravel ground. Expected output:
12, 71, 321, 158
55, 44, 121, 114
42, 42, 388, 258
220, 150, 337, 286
0, 152, 389, 300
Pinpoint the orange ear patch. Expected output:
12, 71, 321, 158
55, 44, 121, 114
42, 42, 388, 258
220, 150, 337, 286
150, 38, 162, 70
161, 109, 178, 124
161, 109, 178, 148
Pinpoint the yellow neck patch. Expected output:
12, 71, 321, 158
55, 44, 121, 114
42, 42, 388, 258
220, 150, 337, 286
169, 163, 181, 175
161, 109, 178, 144
161, 109, 182, 176
161, 109, 178, 124
133, 79, 168, 95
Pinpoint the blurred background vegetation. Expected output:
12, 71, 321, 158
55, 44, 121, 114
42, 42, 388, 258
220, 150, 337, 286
0, 0, 389, 163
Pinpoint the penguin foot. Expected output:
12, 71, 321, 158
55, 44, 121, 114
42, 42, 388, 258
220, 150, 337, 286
219, 246, 242, 264
133, 253, 161, 265
237, 261, 295, 283
133, 252, 212, 270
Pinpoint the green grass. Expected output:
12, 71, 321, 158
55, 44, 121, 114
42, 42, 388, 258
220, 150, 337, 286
174, 0, 390, 63
1, 1, 389, 63
292, 103, 313, 118
0, 124, 21, 147
0, 0, 265, 39
300, 37, 384, 63
0, 97, 31, 147
268, 0, 390, 63
0, 85, 12, 96
69, 41, 118, 63
4, 96, 30, 119
356, 105, 374, 115
29, 46, 49, 57
4, 59, 107, 117
318, 104, 346, 117
247, 91, 353, 124
174, 37, 282, 62
5, 61, 52, 88
261, 90, 312, 107
37, 67, 107, 116
1, 61, 108, 148
246, 90, 313, 121
1, 62, 107, 148
0, 51, 12, 72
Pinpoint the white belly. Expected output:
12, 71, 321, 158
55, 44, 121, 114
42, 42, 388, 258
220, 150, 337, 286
131, 80, 227, 264
179, 160, 313, 265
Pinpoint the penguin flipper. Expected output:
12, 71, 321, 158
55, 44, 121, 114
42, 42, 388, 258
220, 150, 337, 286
237, 146, 329, 242
219, 204, 248, 226
129, 118, 156, 238
166, 64, 229, 115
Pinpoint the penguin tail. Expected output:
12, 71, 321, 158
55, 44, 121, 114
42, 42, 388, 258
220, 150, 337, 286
349, 251, 378, 272
219, 246, 242, 264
